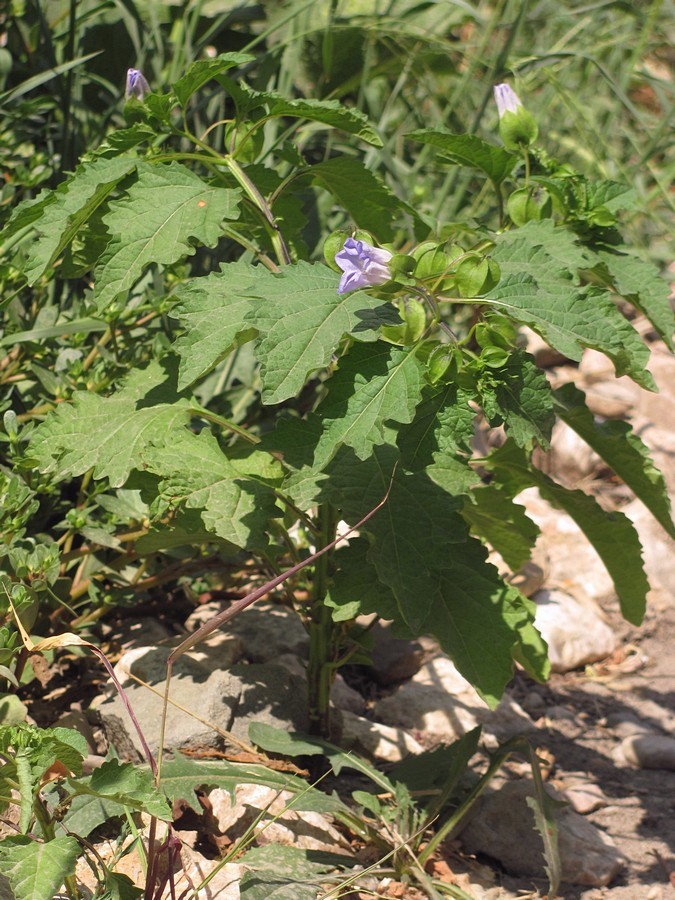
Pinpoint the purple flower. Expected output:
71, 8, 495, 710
493, 83, 522, 118
125, 68, 150, 100
335, 237, 393, 294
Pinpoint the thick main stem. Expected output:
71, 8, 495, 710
307, 503, 339, 737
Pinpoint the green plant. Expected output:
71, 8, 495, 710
0, 6, 673, 894
1, 51, 673, 727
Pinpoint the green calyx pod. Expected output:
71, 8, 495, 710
381, 298, 427, 345
427, 344, 460, 383
456, 256, 500, 298
507, 187, 552, 226
480, 345, 510, 368
388, 253, 417, 276
323, 230, 350, 271
499, 108, 539, 151
412, 242, 451, 279
587, 206, 616, 227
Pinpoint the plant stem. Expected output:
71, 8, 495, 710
223, 156, 291, 267
306, 502, 339, 737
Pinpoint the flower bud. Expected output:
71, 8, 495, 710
125, 68, 150, 101
493, 83, 538, 151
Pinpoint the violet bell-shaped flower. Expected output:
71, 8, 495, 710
125, 68, 150, 100
335, 237, 393, 294
493, 83, 522, 118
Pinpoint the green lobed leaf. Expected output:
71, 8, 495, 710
320, 446, 548, 702
173, 52, 254, 107
585, 180, 638, 213
238, 844, 348, 900
311, 341, 427, 468
406, 130, 517, 184
0, 724, 87, 832
478, 350, 555, 448
244, 262, 399, 404
19, 157, 137, 285
396, 381, 476, 471
1, 188, 54, 248
98, 124, 157, 156
389, 727, 482, 800
487, 236, 655, 390
95, 162, 241, 310
62, 792, 128, 838
222, 79, 383, 146
29, 361, 192, 487
0, 835, 80, 900
156, 754, 347, 816
71, 759, 171, 820
495, 219, 590, 274
248, 724, 394, 793
171, 261, 263, 389
262, 416, 330, 511
142, 430, 282, 550
595, 248, 675, 351
553, 383, 675, 538
101, 871, 143, 900
461, 486, 540, 571
308, 157, 401, 240
486, 440, 649, 624
326, 538, 399, 622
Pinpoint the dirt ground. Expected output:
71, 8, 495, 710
491, 587, 675, 900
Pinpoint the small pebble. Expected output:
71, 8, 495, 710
563, 782, 607, 815
621, 735, 675, 771
522, 691, 546, 715
605, 712, 657, 739
546, 705, 577, 722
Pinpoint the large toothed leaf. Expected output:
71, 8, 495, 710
71, 759, 171, 819
326, 538, 399, 622
94, 162, 241, 310
244, 262, 398, 404
486, 440, 649, 624
29, 362, 191, 487
321, 446, 548, 702
488, 236, 655, 390
0, 835, 80, 900
62, 793, 128, 838
553, 383, 675, 539
142, 429, 282, 550
585, 180, 638, 213
172, 261, 264, 389
396, 382, 476, 471
462, 486, 540, 571
238, 845, 348, 900
173, 52, 254, 106
407, 130, 517, 184
308, 157, 401, 240
17, 157, 137, 284
154, 755, 346, 816
478, 350, 555, 448
495, 219, 590, 273
312, 341, 427, 468
595, 248, 675, 351
222, 79, 382, 146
